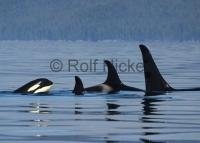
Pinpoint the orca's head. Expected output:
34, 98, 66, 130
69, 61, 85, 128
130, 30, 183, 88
32, 78, 53, 94
39, 78, 53, 86
14, 78, 53, 94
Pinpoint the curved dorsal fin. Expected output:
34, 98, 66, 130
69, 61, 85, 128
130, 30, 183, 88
73, 76, 84, 95
139, 44, 173, 94
104, 60, 122, 88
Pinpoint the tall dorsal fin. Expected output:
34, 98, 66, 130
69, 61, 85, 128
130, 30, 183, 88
104, 60, 122, 88
139, 44, 173, 94
73, 76, 84, 95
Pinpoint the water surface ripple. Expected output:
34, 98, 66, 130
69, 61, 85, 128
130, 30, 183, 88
0, 41, 200, 143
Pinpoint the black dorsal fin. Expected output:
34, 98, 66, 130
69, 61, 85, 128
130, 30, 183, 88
139, 44, 173, 94
73, 76, 84, 95
104, 60, 122, 89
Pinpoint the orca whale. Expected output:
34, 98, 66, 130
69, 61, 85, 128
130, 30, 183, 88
73, 60, 143, 95
139, 44, 200, 95
14, 78, 53, 94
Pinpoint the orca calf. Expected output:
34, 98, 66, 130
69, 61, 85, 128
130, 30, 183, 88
14, 78, 53, 94
73, 60, 143, 95
139, 44, 200, 95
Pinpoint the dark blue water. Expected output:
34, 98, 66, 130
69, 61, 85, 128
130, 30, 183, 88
0, 41, 200, 142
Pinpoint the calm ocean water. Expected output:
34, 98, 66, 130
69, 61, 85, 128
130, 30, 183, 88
0, 41, 200, 143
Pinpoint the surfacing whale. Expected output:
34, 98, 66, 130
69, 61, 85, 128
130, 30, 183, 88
14, 78, 53, 94
139, 44, 200, 95
73, 60, 143, 95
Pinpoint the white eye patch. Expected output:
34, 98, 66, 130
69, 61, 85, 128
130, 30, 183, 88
27, 82, 41, 92
34, 85, 52, 94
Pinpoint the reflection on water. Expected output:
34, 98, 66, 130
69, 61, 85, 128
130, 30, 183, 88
1, 91, 200, 142
142, 96, 162, 116
141, 96, 164, 143
106, 103, 121, 115
0, 41, 200, 142
22, 103, 52, 114
74, 103, 83, 115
